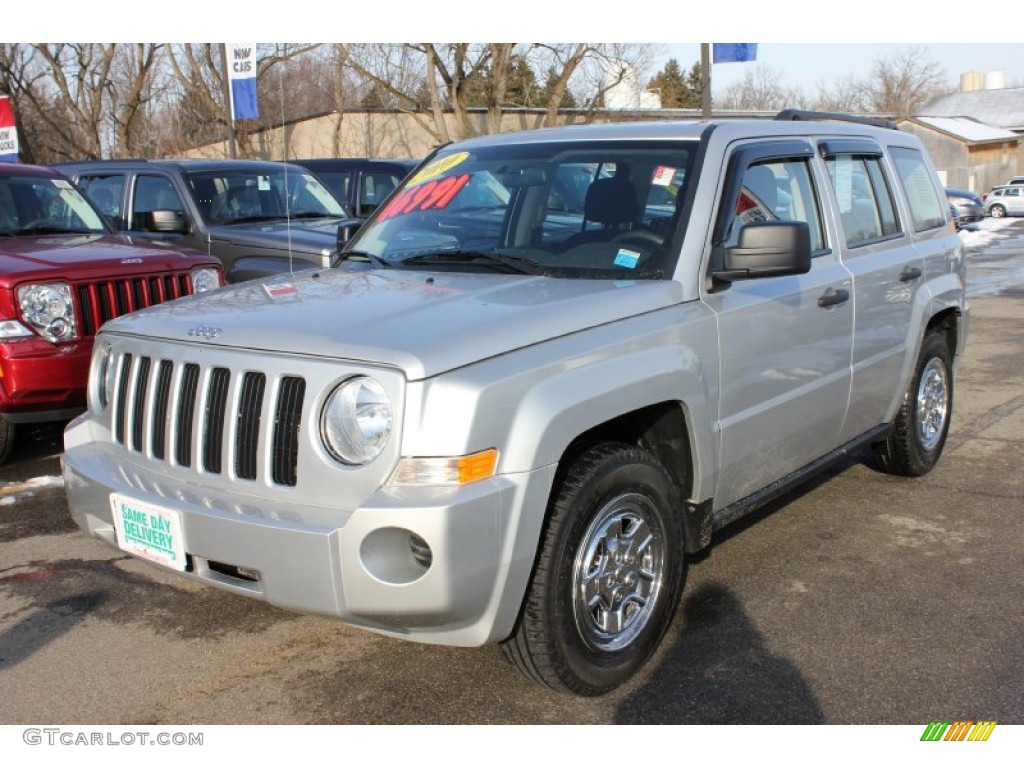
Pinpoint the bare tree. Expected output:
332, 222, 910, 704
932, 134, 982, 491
166, 43, 321, 157
716, 64, 807, 111
811, 74, 868, 114
862, 46, 949, 117
335, 43, 655, 144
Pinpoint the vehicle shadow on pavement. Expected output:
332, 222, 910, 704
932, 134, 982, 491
0, 591, 106, 672
615, 582, 824, 724
2, 421, 67, 475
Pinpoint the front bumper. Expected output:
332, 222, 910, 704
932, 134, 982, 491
0, 338, 91, 420
62, 436, 555, 646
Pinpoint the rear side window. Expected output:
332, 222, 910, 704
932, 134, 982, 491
78, 174, 124, 222
825, 154, 901, 247
889, 147, 946, 232
358, 172, 402, 217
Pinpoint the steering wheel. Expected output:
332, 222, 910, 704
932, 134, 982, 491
611, 230, 664, 249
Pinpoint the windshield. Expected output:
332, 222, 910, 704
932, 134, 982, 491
0, 174, 109, 235
186, 168, 347, 225
346, 140, 696, 279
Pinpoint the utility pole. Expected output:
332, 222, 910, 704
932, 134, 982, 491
220, 43, 237, 159
700, 43, 711, 119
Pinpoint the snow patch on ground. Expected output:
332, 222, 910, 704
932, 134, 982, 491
0, 475, 65, 506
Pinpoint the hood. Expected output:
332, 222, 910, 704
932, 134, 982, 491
0, 233, 217, 286
101, 268, 684, 380
207, 217, 341, 255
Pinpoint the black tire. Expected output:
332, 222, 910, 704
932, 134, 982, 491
872, 330, 953, 476
989, 204, 1005, 219
501, 443, 686, 695
0, 418, 14, 465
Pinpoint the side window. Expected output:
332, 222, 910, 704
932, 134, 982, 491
358, 172, 401, 217
826, 154, 901, 247
728, 159, 825, 253
132, 175, 183, 231
78, 174, 124, 222
889, 146, 945, 232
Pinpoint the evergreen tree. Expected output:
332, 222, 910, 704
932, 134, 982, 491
647, 58, 702, 108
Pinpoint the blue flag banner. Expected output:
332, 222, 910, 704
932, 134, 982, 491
227, 44, 259, 121
713, 44, 758, 64
0, 96, 18, 163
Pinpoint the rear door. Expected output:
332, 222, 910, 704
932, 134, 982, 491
705, 140, 854, 509
819, 139, 921, 442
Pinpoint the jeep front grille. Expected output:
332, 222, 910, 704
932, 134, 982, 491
76, 273, 193, 337
111, 355, 305, 487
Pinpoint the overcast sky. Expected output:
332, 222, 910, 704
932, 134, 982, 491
656, 44, 1022, 95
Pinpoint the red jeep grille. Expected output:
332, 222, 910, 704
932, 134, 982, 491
76, 273, 192, 337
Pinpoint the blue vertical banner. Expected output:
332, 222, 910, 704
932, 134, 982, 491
713, 44, 758, 63
227, 44, 259, 121
0, 95, 19, 163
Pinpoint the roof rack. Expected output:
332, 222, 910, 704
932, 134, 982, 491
774, 109, 898, 131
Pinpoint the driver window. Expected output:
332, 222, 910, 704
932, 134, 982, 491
132, 175, 184, 231
727, 159, 824, 252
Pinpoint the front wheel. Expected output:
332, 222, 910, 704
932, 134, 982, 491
872, 330, 953, 476
501, 443, 685, 695
0, 419, 14, 465
989, 204, 1006, 218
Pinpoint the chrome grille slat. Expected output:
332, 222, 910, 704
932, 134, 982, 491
151, 360, 173, 460
203, 368, 231, 474
236, 373, 266, 481
272, 376, 305, 487
130, 356, 152, 452
175, 363, 200, 468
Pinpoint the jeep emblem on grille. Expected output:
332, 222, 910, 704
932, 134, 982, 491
188, 324, 222, 340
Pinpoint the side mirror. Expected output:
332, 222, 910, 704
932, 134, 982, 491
147, 209, 187, 234
336, 217, 364, 250
713, 221, 811, 282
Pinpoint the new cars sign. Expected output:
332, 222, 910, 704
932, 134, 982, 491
227, 44, 259, 122
0, 96, 18, 163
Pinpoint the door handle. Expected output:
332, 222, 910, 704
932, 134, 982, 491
817, 287, 850, 308
899, 266, 922, 282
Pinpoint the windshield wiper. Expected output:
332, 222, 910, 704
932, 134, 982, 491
288, 211, 342, 219
11, 225, 74, 235
401, 250, 546, 275
335, 249, 391, 269
225, 215, 287, 224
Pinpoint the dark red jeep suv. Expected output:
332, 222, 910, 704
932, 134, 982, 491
1, 163, 223, 464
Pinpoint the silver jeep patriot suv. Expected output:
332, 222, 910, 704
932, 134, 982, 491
63, 112, 968, 695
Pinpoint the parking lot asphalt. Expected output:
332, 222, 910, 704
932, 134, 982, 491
0, 223, 1021, 727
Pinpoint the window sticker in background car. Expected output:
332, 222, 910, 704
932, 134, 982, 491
406, 152, 470, 186
652, 166, 676, 186
376, 174, 471, 221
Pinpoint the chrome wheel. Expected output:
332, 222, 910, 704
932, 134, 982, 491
990, 205, 1005, 218
572, 492, 665, 652
916, 357, 949, 452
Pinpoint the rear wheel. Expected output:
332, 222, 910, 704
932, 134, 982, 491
501, 443, 686, 695
872, 330, 953, 476
989, 204, 1006, 218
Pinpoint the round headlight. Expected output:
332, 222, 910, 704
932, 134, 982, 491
17, 283, 76, 342
190, 267, 221, 293
97, 344, 116, 409
321, 376, 392, 465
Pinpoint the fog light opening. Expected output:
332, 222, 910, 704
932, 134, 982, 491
409, 533, 433, 571
360, 527, 432, 585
